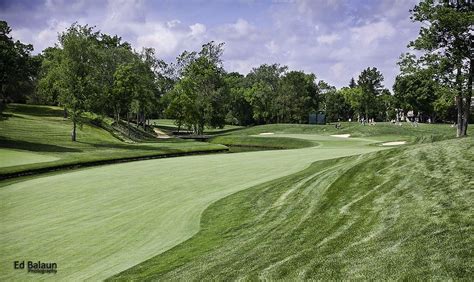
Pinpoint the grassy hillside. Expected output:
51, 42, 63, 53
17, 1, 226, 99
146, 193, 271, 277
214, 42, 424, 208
220, 122, 457, 142
0, 104, 226, 176
111, 137, 473, 280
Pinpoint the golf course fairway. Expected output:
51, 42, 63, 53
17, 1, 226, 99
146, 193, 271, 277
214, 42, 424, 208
0, 135, 385, 280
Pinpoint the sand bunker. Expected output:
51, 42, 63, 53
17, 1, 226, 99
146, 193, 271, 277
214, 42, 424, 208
330, 134, 351, 138
153, 128, 171, 139
259, 132, 275, 135
381, 141, 406, 146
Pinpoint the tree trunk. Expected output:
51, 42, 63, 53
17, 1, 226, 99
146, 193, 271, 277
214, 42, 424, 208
71, 120, 77, 142
127, 112, 130, 137
463, 57, 473, 136
455, 67, 465, 137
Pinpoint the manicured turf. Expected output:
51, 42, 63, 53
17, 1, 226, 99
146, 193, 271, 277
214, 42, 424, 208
222, 122, 457, 142
0, 104, 226, 175
111, 137, 474, 280
0, 107, 468, 280
0, 134, 385, 280
0, 148, 59, 168
210, 135, 316, 149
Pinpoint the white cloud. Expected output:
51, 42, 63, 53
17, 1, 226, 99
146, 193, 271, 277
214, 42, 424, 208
317, 33, 341, 45
136, 24, 180, 55
11, 19, 70, 52
330, 62, 345, 77
189, 23, 206, 37
265, 40, 278, 54
350, 20, 396, 46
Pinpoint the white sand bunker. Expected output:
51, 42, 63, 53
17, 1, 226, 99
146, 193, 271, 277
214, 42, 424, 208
259, 132, 275, 135
381, 141, 407, 146
330, 134, 351, 138
154, 128, 171, 139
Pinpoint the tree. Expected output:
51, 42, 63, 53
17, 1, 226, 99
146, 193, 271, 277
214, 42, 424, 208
0, 20, 37, 112
409, 0, 473, 136
324, 89, 352, 122
277, 71, 319, 123
224, 72, 254, 125
340, 86, 364, 120
245, 64, 287, 124
165, 42, 229, 134
349, 77, 357, 88
56, 24, 101, 141
357, 67, 384, 120
394, 68, 438, 121
95, 33, 134, 117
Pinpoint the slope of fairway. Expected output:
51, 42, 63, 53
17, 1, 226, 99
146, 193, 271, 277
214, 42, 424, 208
0, 135, 384, 280
0, 104, 225, 176
210, 135, 316, 149
112, 137, 474, 280
0, 148, 59, 168
222, 122, 456, 142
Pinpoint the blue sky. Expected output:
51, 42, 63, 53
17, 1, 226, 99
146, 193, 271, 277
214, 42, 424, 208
0, 0, 421, 88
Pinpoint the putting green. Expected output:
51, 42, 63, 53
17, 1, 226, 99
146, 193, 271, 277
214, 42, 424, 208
0, 148, 59, 168
0, 135, 386, 280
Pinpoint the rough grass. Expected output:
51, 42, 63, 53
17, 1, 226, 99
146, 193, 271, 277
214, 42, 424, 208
110, 137, 474, 280
210, 135, 316, 149
0, 104, 226, 175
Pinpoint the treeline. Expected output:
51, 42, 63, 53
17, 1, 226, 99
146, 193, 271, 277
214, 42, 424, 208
0, 20, 398, 138
0, 0, 471, 139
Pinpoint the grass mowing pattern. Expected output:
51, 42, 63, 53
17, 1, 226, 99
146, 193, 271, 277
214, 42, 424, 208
0, 134, 384, 280
210, 135, 315, 149
111, 137, 473, 280
0, 104, 225, 175
223, 122, 456, 140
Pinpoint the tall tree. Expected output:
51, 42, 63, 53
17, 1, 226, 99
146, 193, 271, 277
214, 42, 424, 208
225, 72, 254, 125
56, 24, 101, 141
277, 71, 319, 123
357, 67, 384, 120
410, 0, 473, 136
245, 64, 287, 124
165, 42, 228, 134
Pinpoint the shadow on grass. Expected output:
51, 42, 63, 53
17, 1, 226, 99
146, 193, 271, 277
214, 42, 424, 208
76, 141, 178, 152
7, 104, 63, 117
0, 138, 82, 152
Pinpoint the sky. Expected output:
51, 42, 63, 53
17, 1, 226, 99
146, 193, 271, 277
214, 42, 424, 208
0, 0, 421, 89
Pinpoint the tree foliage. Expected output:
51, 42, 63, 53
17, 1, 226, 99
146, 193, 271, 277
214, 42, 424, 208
409, 0, 473, 136
0, 20, 39, 111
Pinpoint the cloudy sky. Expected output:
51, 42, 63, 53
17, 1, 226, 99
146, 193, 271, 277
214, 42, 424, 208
1, 0, 421, 89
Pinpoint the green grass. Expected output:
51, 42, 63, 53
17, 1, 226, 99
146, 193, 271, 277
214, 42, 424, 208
210, 135, 315, 149
221, 122, 457, 142
0, 148, 59, 168
111, 137, 474, 280
1, 106, 469, 280
0, 134, 385, 280
0, 104, 226, 176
